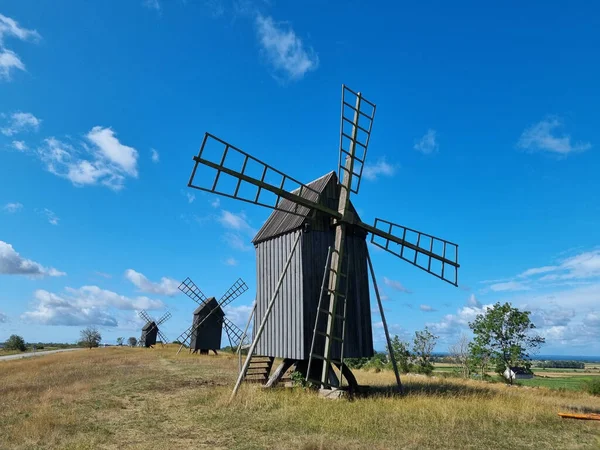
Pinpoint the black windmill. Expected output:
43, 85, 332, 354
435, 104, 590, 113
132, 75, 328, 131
176, 277, 249, 355
138, 310, 171, 348
185, 84, 461, 398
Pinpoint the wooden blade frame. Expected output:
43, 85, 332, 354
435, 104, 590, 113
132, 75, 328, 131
222, 317, 248, 350
188, 133, 342, 220
138, 310, 152, 324
338, 85, 376, 195
179, 277, 208, 306
368, 218, 459, 286
218, 278, 249, 308
156, 311, 172, 326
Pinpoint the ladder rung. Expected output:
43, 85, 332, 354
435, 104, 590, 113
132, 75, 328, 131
318, 308, 346, 320
326, 290, 346, 298
309, 354, 343, 365
316, 331, 343, 342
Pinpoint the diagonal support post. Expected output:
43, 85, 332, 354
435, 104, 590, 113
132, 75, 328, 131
230, 230, 302, 401
366, 249, 403, 393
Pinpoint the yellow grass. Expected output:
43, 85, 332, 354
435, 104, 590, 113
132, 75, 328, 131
1, 346, 599, 449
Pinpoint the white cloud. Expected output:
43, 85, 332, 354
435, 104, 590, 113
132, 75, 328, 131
225, 257, 238, 266
21, 285, 164, 327
211, 198, 221, 208
38, 127, 139, 191
517, 117, 591, 155
151, 148, 159, 163
218, 210, 255, 233
1, 112, 41, 136
0, 14, 41, 44
419, 304, 436, 312
143, 0, 161, 11
12, 140, 27, 151
382, 276, 412, 294
95, 271, 112, 279
3, 202, 23, 213
255, 14, 319, 81
40, 208, 59, 226
187, 192, 195, 203
363, 158, 398, 181
125, 269, 180, 297
223, 304, 253, 329
0, 240, 65, 277
414, 129, 438, 155
0, 311, 7, 323
223, 232, 253, 252
466, 294, 480, 307
0, 14, 40, 80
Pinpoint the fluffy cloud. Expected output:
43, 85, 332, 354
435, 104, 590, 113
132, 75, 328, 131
382, 276, 412, 294
225, 257, 238, 266
517, 117, 591, 155
0, 311, 7, 323
1, 112, 41, 136
419, 304, 437, 312
414, 129, 438, 155
363, 158, 398, 181
38, 127, 139, 191
125, 269, 180, 297
21, 285, 164, 326
0, 240, 65, 277
151, 148, 159, 163
187, 192, 195, 203
218, 210, 256, 251
255, 14, 319, 82
223, 304, 254, 330
3, 202, 23, 213
40, 208, 59, 226
12, 140, 27, 151
0, 14, 40, 80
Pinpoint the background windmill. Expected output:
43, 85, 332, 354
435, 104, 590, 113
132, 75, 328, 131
138, 310, 171, 348
186, 85, 460, 397
176, 277, 250, 355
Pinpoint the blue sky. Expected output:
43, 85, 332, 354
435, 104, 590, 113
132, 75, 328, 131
1, 1, 599, 355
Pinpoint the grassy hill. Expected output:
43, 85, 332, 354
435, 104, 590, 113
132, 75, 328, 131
1, 345, 599, 449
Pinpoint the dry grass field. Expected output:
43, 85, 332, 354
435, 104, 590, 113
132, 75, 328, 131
1, 346, 599, 450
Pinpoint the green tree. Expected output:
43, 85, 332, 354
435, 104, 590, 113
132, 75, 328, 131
5, 334, 26, 352
412, 327, 438, 375
116, 337, 124, 346
388, 335, 412, 373
469, 302, 545, 384
448, 333, 471, 378
127, 336, 138, 347
79, 326, 102, 349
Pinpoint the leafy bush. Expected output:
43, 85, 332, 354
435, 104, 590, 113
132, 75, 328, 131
585, 378, 600, 396
5, 335, 26, 352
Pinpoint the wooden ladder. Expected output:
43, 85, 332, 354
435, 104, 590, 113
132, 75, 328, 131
306, 247, 351, 388
242, 356, 275, 384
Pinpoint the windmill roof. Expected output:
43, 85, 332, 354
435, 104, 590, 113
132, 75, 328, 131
193, 297, 224, 318
253, 171, 361, 244
142, 321, 156, 331
252, 171, 334, 244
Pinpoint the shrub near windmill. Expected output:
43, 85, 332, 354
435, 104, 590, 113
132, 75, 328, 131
185, 85, 461, 397
176, 277, 250, 355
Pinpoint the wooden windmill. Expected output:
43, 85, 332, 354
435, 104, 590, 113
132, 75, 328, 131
138, 310, 171, 348
175, 277, 249, 355
186, 85, 460, 397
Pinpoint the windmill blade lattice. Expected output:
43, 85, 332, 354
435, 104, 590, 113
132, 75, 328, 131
222, 317, 249, 349
179, 277, 208, 305
188, 133, 342, 219
138, 310, 153, 324
218, 278, 249, 308
156, 311, 172, 326
339, 85, 376, 195
368, 218, 459, 286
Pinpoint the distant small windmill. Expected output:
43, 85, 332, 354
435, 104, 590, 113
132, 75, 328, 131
138, 310, 171, 348
176, 277, 250, 355
185, 84, 460, 397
